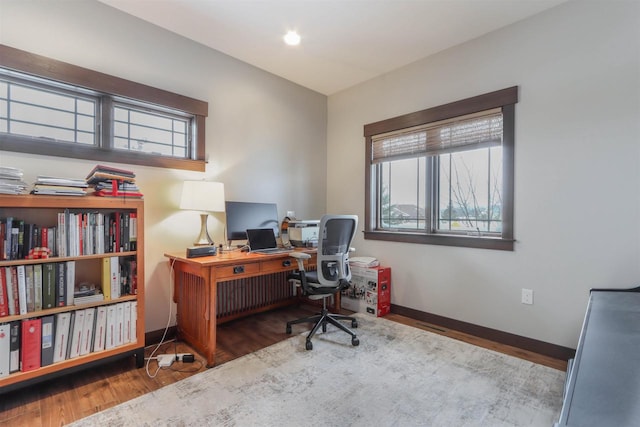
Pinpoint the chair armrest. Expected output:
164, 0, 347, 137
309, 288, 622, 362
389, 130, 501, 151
289, 251, 311, 271
289, 252, 312, 260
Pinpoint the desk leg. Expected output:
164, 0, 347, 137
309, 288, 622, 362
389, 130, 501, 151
172, 264, 217, 368
206, 269, 217, 368
333, 291, 341, 313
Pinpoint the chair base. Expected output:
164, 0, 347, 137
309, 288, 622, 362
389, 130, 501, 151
286, 308, 360, 350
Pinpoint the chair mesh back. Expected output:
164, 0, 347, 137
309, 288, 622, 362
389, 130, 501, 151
317, 215, 357, 287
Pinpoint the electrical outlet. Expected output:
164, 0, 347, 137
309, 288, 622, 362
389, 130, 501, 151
521, 288, 533, 305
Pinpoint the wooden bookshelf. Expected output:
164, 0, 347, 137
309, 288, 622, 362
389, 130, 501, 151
0, 194, 145, 393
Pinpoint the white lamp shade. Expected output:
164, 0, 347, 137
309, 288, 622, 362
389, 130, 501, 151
180, 181, 225, 212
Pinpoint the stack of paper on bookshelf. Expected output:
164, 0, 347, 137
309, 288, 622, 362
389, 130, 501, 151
73, 283, 104, 305
86, 165, 143, 198
0, 167, 28, 195
31, 176, 88, 196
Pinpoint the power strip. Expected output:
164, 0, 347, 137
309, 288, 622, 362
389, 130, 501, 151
157, 353, 195, 367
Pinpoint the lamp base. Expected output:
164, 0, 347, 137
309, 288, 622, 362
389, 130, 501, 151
194, 213, 214, 246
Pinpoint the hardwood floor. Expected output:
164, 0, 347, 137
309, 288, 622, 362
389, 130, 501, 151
0, 306, 567, 426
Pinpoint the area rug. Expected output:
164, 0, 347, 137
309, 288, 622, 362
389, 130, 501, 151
70, 314, 565, 427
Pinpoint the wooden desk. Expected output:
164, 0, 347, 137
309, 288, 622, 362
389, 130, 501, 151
165, 248, 317, 367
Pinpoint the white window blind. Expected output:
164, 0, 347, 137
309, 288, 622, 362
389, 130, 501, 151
371, 108, 503, 163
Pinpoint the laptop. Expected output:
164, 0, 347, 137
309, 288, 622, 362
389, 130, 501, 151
246, 228, 292, 254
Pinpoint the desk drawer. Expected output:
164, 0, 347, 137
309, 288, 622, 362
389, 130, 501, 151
215, 262, 261, 279
262, 258, 297, 273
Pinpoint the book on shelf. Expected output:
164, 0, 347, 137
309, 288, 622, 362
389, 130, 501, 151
0, 167, 28, 195
85, 164, 135, 180
4, 267, 18, 316
31, 185, 88, 196
74, 293, 104, 305
0, 267, 8, 317
52, 312, 71, 364
68, 309, 85, 359
33, 264, 43, 312
25, 265, 35, 313
42, 263, 56, 310
0, 166, 24, 180
101, 258, 111, 300
122, 301, 132, 344
9, 321, 20, 373
130, 301, 137, 343
34, 176, 89, 188
20, 318, 41, 372
74, 280, 104, 304
114, 303, 124, 347
65, 261, 75, 306
110, 256, 121, 299
93, 306, 107, 352
16, 265, 27, 315
41, 315, 55, 367
0, 323, 10, 378
104, 304, 117, 350
79, 308, 96, 356
56, 262, 66, 307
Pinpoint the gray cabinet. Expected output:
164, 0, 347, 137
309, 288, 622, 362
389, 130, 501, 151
555, 288, 640, 426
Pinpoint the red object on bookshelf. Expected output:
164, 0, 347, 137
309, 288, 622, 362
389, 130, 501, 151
20, 318, 42, 372
0, 270, 8, 317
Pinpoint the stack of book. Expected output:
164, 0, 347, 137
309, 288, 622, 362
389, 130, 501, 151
73, 283, 104, 305
86, 165, 143, 198
0, 167, 28, 195
31, 176, 88, 196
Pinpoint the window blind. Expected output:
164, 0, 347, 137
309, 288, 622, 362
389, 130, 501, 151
371, 108, 503, 163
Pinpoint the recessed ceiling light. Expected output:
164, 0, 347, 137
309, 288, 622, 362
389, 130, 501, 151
284, 30, 301, 46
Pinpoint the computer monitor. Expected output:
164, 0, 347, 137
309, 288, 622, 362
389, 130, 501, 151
225, 201, 279, 242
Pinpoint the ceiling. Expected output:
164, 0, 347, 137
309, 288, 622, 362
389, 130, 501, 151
99, 0, 567, 95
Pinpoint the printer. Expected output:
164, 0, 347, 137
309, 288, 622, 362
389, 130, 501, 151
288, 220, 320, 247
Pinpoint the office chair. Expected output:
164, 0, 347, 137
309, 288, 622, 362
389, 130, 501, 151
285, 214, 360, 350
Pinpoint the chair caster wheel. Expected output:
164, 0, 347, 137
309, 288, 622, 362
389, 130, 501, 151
352, 320, 358, 328
322, 323, 327, 333
352, 337, 359, 346
286, 325, 292, 334
305, 341, 313, 350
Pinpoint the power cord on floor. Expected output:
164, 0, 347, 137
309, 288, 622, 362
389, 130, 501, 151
144, 258, 177, 378
144, 258, 203, 377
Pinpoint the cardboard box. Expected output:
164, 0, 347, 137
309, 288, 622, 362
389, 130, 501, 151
342, 265, 391, 317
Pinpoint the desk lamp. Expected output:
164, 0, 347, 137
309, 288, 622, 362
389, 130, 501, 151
180, 181, 225, 246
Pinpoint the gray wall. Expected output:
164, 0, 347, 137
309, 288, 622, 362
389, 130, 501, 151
0, 0, 328, 332
327, 0, 640, 348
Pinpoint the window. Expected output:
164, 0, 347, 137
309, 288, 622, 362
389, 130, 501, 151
0, 44, 207, 171
112, 102, 190, 158
364, 87, 517, 250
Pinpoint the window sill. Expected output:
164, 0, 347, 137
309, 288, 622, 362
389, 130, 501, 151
364, 230, 514, 251
0, 138, 206, 172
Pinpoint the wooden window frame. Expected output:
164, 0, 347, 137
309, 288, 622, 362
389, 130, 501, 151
363, 87, 518, 251
0, 44, 207, 171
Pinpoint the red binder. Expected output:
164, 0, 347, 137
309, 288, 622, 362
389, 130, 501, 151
20, 318, 42, 372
